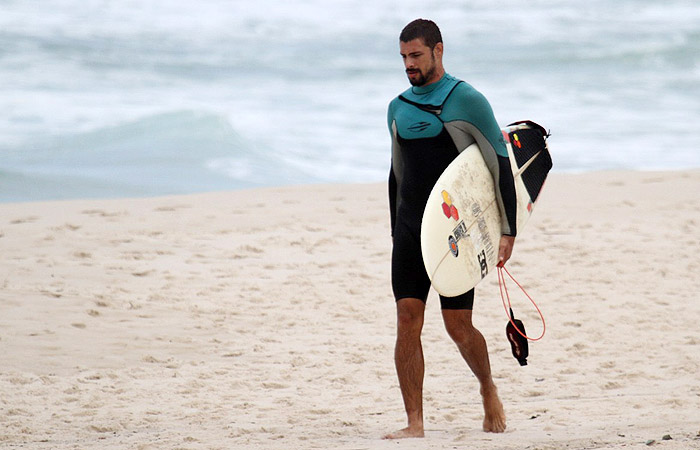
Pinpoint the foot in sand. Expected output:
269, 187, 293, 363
383, 425, 425, 440
482, 387, 506, 432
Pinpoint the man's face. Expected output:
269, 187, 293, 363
400, 38, 440, 87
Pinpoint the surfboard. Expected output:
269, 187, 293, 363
420, 121, 552, 297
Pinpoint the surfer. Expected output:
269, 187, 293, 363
384, 19, 517, 439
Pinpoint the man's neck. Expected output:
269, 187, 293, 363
412, 71, 447, 93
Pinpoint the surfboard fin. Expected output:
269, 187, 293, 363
506, 308, 529, 366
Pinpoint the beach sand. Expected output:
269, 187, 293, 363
1, 170, 699, 449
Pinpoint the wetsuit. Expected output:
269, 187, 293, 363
388, 73, 517, 309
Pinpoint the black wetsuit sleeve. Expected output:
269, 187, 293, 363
497, 155, 517, 236
389, 165, 397, 236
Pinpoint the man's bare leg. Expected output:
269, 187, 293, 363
383, 297, 426, 439
442, 309, 506, 433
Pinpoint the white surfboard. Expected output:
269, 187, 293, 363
420, 121, 551, 297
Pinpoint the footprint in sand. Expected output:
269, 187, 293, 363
81, 209, 126, 218
153, 204, 191, 212
9, 216, 39, 224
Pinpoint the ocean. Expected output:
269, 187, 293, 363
1, 0, 699, 202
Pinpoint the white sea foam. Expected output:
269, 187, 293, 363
1, 0, 698, 201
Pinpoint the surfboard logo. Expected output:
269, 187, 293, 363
477, 250, 488, 278
440, 190, 459, 221
513, 133, 522, 148
448, 221, 467, 258
452, 220, 467, 241
448, 236, 459, 257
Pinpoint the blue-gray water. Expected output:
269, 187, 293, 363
1, 0, 699, 202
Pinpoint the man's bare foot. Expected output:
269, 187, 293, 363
482, 386, 506, 433
382, 425, 425, 439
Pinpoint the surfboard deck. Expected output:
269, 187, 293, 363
420, 121, 551, 297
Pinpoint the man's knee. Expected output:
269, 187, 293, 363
443, 310, 475, 343
396, 298, 425, 333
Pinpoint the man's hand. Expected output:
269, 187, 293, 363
497, 235, 515, 267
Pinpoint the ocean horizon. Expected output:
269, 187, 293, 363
1, 0, 699, 203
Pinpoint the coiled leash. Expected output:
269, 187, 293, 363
497, 265, 546, 366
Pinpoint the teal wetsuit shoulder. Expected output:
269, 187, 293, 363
440, 82, 509, 158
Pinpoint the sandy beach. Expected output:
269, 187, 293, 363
1, 169, 699, 449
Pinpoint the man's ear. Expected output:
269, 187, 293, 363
433, 42, 444, 59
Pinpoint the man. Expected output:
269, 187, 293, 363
385, 19, 517, 439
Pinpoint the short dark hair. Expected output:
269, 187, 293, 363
400, 19, 442, 49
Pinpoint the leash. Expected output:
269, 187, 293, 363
497, 265, 546, 341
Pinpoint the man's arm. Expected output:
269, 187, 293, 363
496, 154, 517, 237
443, 84, 518, 264
389, 165, 397, 236
387, 103, 400, 237
445, 85, 518, 237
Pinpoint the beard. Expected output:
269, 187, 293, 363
406, 59, 437, 87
